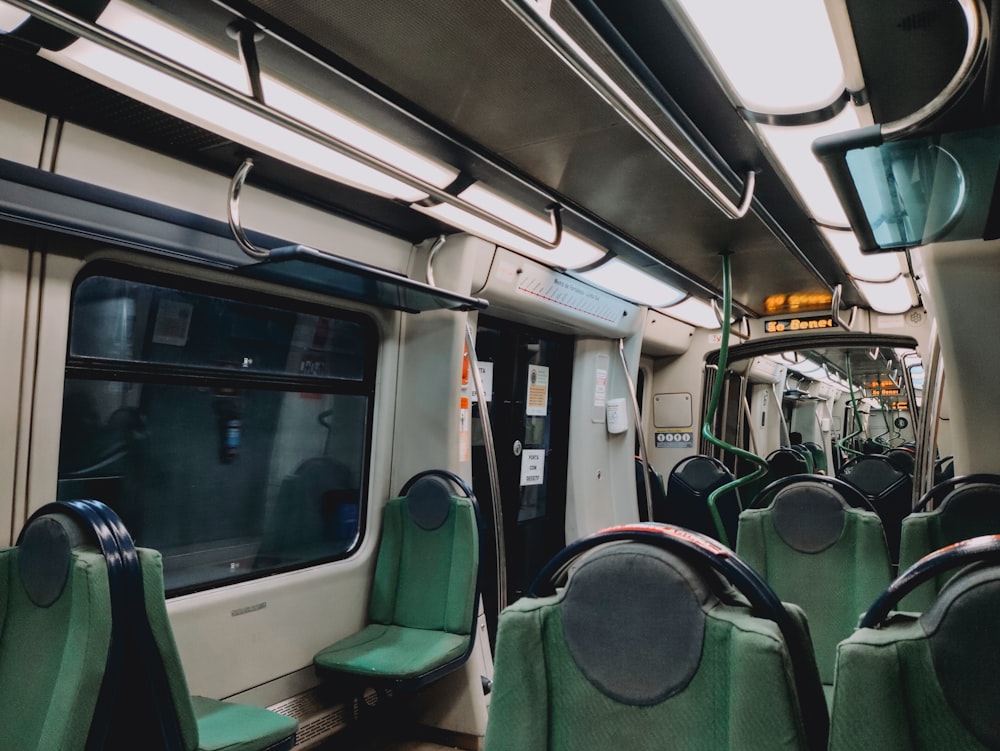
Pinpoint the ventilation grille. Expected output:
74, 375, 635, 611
269, 687, 382, 750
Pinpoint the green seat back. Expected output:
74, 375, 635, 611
138, 548, 298, 751
369, 489, 478, 635
0, 514, 113, 751
829, 563, 1000, 750
898, 483, 1000, 610
484, 543, 814, 751
737, 482, 892, 686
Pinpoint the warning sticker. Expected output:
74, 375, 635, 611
655, 432, 695, 449
526, 364, 549, 416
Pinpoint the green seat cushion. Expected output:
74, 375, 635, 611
314, 623, 470, 678
191, 696, 297, 751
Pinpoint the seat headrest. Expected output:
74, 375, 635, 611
405, 476, 453, 530
771, 483, 848, 553
671, 458, 730, 494
19, 513, 90, 607
923, 563, 1000, 747
841, 457, 907, 495
560, 543, 713, 706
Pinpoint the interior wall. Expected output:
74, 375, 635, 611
920, 239, 1000, 474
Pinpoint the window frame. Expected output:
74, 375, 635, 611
60, 261, 379, 596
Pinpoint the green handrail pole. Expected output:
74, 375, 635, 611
701, 253, 768, 547
839, 353, 864, 458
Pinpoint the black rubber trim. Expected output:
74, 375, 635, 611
912, 474, 1000, 512
19, 500, 126, 751
861, 534, 1000, 628
747, 474, 875, 511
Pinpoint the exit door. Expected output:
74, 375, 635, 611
471, 316, 572, 645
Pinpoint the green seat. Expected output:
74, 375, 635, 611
898, 478, 1000, 611
737, 479, 892, 697
137, 547, 299, 751
485, 527, 827, 751
829, 538, 1000, 750
0, 511, 113, 751
314, 471, 480, 690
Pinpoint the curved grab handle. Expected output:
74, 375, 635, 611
227, 158, 270, 259
860, 534, 1000, 628
881, 0, 988, 140
830, 285, 857, 331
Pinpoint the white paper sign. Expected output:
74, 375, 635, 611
519, 449, 545, 486
593, 367, 608, 408
470, 361, 494, 403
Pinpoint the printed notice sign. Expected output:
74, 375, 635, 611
593, 367, 608, 408
525, 364, 549, 416
470, 361, 494, 403
519, 449, 545, 486
152, 300, 193, 346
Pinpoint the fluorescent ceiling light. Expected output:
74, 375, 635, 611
820, 227, 905, 283
42, 1, 456, 202
415, 184, 605, 269
659, 296, 723, 329
573, 258, 686, 307
854, 276, 916, 314
758, 105, 860, 225
674, 0, 844, 113
0, 3, 29, 32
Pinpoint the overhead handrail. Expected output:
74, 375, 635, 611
830, 284, 857, 331
701, 254, 769, 546
913, 322, 945, 500
8, 0, 566, 251
499, 0, 757, 220
424, 235, 508, 615
618, 338, 654, 523
880, 0, 988, 141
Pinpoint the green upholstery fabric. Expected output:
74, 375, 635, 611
192, 696, 298, 751
484, 550, 812, 751
313, 623, 469, 678
369, 495, 477, 633
737, 504, 891, 686
0, 546, 112, 751
898, 485, 1000, 611
138, 548, 298, 751
829, 565, 1000, 750
314, 493, 478, 681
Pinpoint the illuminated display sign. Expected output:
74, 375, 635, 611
870, 380, 900, 397
765, 315, 837, 333
764, 292, 833, 314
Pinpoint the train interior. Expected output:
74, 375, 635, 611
1, 0, 1000, 749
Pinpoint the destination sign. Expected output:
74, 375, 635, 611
765, 315, 837, 334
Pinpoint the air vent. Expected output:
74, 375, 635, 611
269, 687, 381, 750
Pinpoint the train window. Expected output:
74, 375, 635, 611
57, 269, 377, 595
